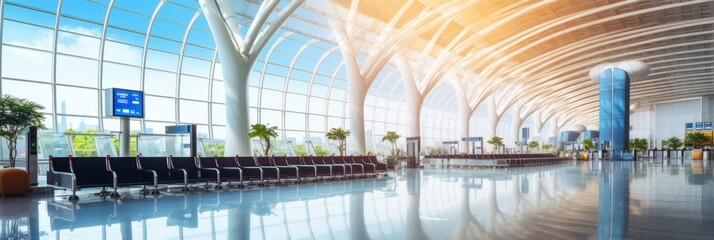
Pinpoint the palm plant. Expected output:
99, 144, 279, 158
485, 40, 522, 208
487, 136, 504, 152
582, 139, 595, 152
248, 123, 278, 156
686, 132, 711, 149
542, 144, 553, 152
326, 127, 350, 156
528, 141, 540, 151
628, 138, 648, 151
0, 95, 46, 168
381, 131, 401, 156
666, 137, 683, 150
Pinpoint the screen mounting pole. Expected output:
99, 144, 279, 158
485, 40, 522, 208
120, 117, 130, 157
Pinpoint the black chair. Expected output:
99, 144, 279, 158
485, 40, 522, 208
365, 155, 388, 175
257, 156, 299, 183
47, 155, 114, 201
237, 156, 278, 184
137, 156, 187, 191
219, 156, 264, 184
106, 156, 156, 197
310, 156, 346, 177
331, 155, 364, 177
276, 156, 319, 181
295, 156, 334, 179
169, 156, 220, 189
199, 156, 243, 188
350, 155, 376, 176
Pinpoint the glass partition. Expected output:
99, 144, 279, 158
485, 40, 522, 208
137, 134, 190, 157
95, 136, 118, 157
271, 140, 295, 156
38, 134, 72, 159
250, 139, 297, 156
200, 139, 225, 157
250, 139, 262, 156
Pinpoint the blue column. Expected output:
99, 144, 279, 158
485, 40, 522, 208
599, 68, 630, 158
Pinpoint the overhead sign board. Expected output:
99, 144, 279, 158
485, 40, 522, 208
462, 137, 482, 141
705, 122, 712, 130
686, 123, 693, 131
695, 122, 703, 130
165, 125, 193, 134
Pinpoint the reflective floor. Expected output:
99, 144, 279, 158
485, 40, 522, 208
2, 159, 714, 240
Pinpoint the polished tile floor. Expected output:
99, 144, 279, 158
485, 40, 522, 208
1, 159, 713, 239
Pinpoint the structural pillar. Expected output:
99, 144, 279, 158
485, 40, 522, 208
486, 95, 499, 143
590, 60, 649, 160
509, 103, 522, 149
532, 110, 543, 142
454, 84, 473, 153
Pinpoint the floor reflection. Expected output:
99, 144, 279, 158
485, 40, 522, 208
1, 159, 713, 239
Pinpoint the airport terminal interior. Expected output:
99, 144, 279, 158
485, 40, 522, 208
1, 0, 714, 239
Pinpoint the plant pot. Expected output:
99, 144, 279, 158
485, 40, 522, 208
386, 157, 399, 170
692, 149, 703, 160
580, 152, 589, 161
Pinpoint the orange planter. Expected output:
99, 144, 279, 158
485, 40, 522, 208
692, 149, 703, 160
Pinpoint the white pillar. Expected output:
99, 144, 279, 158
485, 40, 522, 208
486, 95, 499, 151
509, 103, 522, 149
548, 118, 558, 140
199, 0, 252, 156
455, 85, 473, 154
347, 76, 368, 154
532, 110, 543, 142
396, 53, 422, 137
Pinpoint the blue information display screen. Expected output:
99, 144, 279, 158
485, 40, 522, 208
113, 88, 144, 118
686, 123, 693, 131
705, 122, 712, 130
695, 122, 703, 130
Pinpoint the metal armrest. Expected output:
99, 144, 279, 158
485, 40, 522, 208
139, 169, 158, 187
169, 169, 187, 181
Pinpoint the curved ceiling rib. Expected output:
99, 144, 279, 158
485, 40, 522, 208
346, 0, 714, 125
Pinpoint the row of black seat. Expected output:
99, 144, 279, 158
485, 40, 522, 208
46, 155, 388, 201
423, 153, 571, 168
424, 153, 562, 159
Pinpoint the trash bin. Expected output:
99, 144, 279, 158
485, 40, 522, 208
703, 149, 711, 161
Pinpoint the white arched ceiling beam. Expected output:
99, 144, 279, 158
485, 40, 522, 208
476, 0, 704, 81
419, 0, 559, 95
505, 34, 714, 116
444, 0, 708, 111
436, 0, 637, 90
464, 8, 702, 112
505, 18, 714, 87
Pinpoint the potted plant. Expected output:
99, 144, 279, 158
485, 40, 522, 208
0, 95, 46, 168
628, 138, 648, 160
325, 127, 350, 156
528, 141, 540, 152
542, 143, 553, 153
686, 132, 711, 160
248, 123, 278, 156
581, 139, 595, 161
665, 137, 683, 158
487, 136, 504, 153
381, 131, 401, 169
